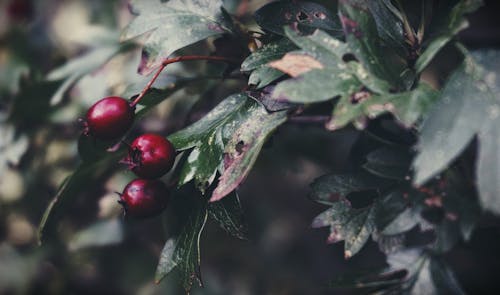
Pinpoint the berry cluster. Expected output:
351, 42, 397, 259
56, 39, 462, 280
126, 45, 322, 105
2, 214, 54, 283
83, 96, 176, 219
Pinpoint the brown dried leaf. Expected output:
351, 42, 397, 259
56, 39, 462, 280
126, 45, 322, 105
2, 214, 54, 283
268, 53, 324, 77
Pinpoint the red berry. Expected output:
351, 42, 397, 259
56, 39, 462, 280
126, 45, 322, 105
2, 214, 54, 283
84, 96, 134, 140
124, 134, 176, 179
119, 179, 169, 218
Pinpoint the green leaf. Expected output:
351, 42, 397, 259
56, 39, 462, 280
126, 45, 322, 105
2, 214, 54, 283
363, 147, 412, 180
210, 102, 287, 201
175, 208, 207, 291
339, 0, 409, 90
241, 39, 295, 89
208, 192, 248, 240
472, 50, 500, 215
254, 1, 343, 37
312, 200, 376, 258
155, 238, 177, 283
241, 39, 295, 71
343, 206, 376, 258
416, 0, 483, 72
68, 219, 123, 251
309, 172, 387, 205
413, 55, 492, 185
270, 29, 360, 103
248, 66, 284, 89
38, 150, 125, 245
168, 93, 249, 192
121, 0, 232, 74
367, 0, 406, 57
154, 197, 208, 290
326, 82, 438, 131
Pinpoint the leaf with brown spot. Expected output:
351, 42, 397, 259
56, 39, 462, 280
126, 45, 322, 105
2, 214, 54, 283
268, 52, 324, 77
210, 105, 287, 201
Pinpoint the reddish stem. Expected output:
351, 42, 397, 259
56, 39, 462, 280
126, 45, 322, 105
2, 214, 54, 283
130, 55, 239, 107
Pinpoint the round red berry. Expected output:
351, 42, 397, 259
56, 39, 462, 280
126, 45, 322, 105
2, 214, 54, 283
84, 96, 134, 140
124, 134, 176, 179
119, 179, 169, 218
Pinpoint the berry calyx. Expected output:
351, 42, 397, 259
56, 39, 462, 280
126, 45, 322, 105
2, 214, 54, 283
118, 179, 169, 218
83, 96, 135, 140
123, 134, 176, 179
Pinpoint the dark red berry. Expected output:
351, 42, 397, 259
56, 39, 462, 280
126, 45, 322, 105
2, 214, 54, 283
84, 96, 134, 140
119, 179, 169, 218
123, 134, 176, 179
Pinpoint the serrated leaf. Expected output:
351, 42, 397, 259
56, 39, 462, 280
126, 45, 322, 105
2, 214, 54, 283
121, 0, 232, 74
271, 28, 393, 104
313, 201, 376, 258
339, 0, 409, 90
68, 219, 123, 251
327, 81, 438, 131
208, 192, 248, 240
168, 93, 250, 192
172, 201, 208, 291
254, 1, 342, 37
154, 199, 208, 290
242, 38, 295, 88
413, 55, 492, 185
309, 171, 387, 205
241, 39, 295, 71
210, 102, 287, 201
363, 147, 412, 180
38, 150, 125, 245
343, 206, 376, 258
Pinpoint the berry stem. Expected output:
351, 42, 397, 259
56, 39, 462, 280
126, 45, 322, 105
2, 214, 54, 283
130, 55, 240, 107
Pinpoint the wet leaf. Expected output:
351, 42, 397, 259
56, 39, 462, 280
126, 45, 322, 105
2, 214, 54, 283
122, 0, 232, 74
210, 101, 287, 201
168, 93, 250, 192
339, 0, 409, 90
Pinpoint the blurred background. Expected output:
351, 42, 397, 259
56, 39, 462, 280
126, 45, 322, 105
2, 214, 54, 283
1, 0, 500, 294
